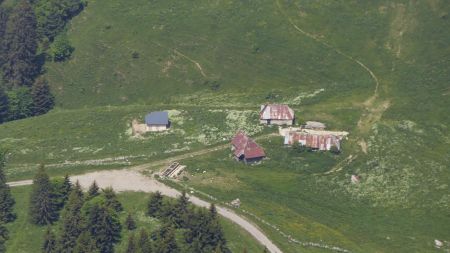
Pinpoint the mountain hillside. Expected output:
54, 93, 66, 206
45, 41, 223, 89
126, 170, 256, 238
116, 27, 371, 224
0, 0, 449, 252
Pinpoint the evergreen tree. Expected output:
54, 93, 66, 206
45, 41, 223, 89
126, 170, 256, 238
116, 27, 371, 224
126, 233, 137, 253
172, 191, 189, 228
2, 0, 38, 88
86, 203, 121, 253
60, 174, 72, 204
0, 7, 9, 67
153, 224, 178, 253
29, 165, 58, 225
136, 229, 152, 253
205, 204, 229, 253
31, 77, 54, 116
125, 213, 136, 231
147, 191, 163, 218
102, 187, 122, 212
0, 153, 15, 223
0, 87, 9, 124
73, 231, 98, 253
5, 87, 33, 121
0, 221, 7, 253
42, 227, 57, 253
59, 184, 85, 253
86, 181, 99, 200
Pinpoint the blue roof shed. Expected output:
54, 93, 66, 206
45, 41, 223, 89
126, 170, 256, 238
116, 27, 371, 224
145, 111, 169, 125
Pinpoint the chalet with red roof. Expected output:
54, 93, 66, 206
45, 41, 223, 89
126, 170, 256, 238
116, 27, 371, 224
260, 104, 295, 125
231, 132, 266, 163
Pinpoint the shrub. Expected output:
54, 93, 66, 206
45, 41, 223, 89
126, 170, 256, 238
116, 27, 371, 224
49, 34, 74, 62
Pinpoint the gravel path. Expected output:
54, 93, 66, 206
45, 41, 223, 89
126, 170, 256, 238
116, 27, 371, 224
8, 169, 282, 253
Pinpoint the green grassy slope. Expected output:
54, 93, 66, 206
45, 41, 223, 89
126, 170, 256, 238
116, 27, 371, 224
1, 0, 449, 252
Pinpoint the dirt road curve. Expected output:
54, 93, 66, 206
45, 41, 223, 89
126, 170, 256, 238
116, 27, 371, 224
8, 170, 282, 253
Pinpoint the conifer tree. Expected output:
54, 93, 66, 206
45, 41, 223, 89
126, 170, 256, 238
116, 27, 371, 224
60, 174, 72, 204
42, 227, 57, 253
137, 229, 152, 253
147, 191, 163, 218
172, 191, 189, 228
102, 187, 123, 212
153, 224, 178, 253
0, 87, 9, 124
86, 181, 99, 200
0, 221, 7, 253
29, 165, 58, 225
0, 153, 15, 223
86, 203, 121, 253
126, 233, 137, 253
31, 77, 54, 116
0, 7, 9, 67
125, 213, 136, 231
59, 183, 85, 253
73, 231, 98, 253
2, 0, 38, 88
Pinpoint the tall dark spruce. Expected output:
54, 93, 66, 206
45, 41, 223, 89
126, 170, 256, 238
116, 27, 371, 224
2, 0, 38, 88
29, 165, 58, 225
31, 77, 54, 116
59, 182, 84, 253
0, 152, 15, 223
0, 7, 9, 67
0, 221, 7, 253
86, 203, 121, 253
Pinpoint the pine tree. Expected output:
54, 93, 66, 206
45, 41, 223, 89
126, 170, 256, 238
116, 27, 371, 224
59, 184, 85, 253
172, 191, 189, 228
42, 227, 57, 253
102, 187, 123, 212
31, 77, 54, 116
126, 233, 137, 253
0, 87, 9, 124
86, 181, 99, 200
73, 231, 98, 253
147, 191, 163, 218
29, 165, 58, 225
86, 203, 121, 253
0, 7, 9, 67
125, 213, 137, 231
0, 153, 15, 223
0, 221, 7, 253
205, 204, 229, 253
136, 229, 152, 253
2, 0, 38, 88
153, 224, 178, 253
60, 174, 72, 204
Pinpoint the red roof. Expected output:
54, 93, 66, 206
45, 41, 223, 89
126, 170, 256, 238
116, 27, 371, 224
260, 104, 294, 120
231, 132, 265, 159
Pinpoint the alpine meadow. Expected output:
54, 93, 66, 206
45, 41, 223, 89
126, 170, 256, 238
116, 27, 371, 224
0, 0, 449, 253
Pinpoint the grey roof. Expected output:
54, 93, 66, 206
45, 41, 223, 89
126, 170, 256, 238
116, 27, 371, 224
145, 111, 169, 125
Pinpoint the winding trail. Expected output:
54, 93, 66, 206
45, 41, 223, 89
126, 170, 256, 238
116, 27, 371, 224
174, 49, 207, 77
275, 0, 388, 154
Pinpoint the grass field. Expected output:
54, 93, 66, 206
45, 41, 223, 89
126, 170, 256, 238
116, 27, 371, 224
5, 185, 263, 253
1, 0, 449, 252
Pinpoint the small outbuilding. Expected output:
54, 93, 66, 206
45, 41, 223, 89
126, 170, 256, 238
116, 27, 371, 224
260, 104, 295, 125
145, 111, 170, 132
304, 121, 326, 130
231, 131, 265, 164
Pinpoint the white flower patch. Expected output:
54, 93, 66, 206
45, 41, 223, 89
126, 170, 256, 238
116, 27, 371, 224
284, 88, 325, 105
